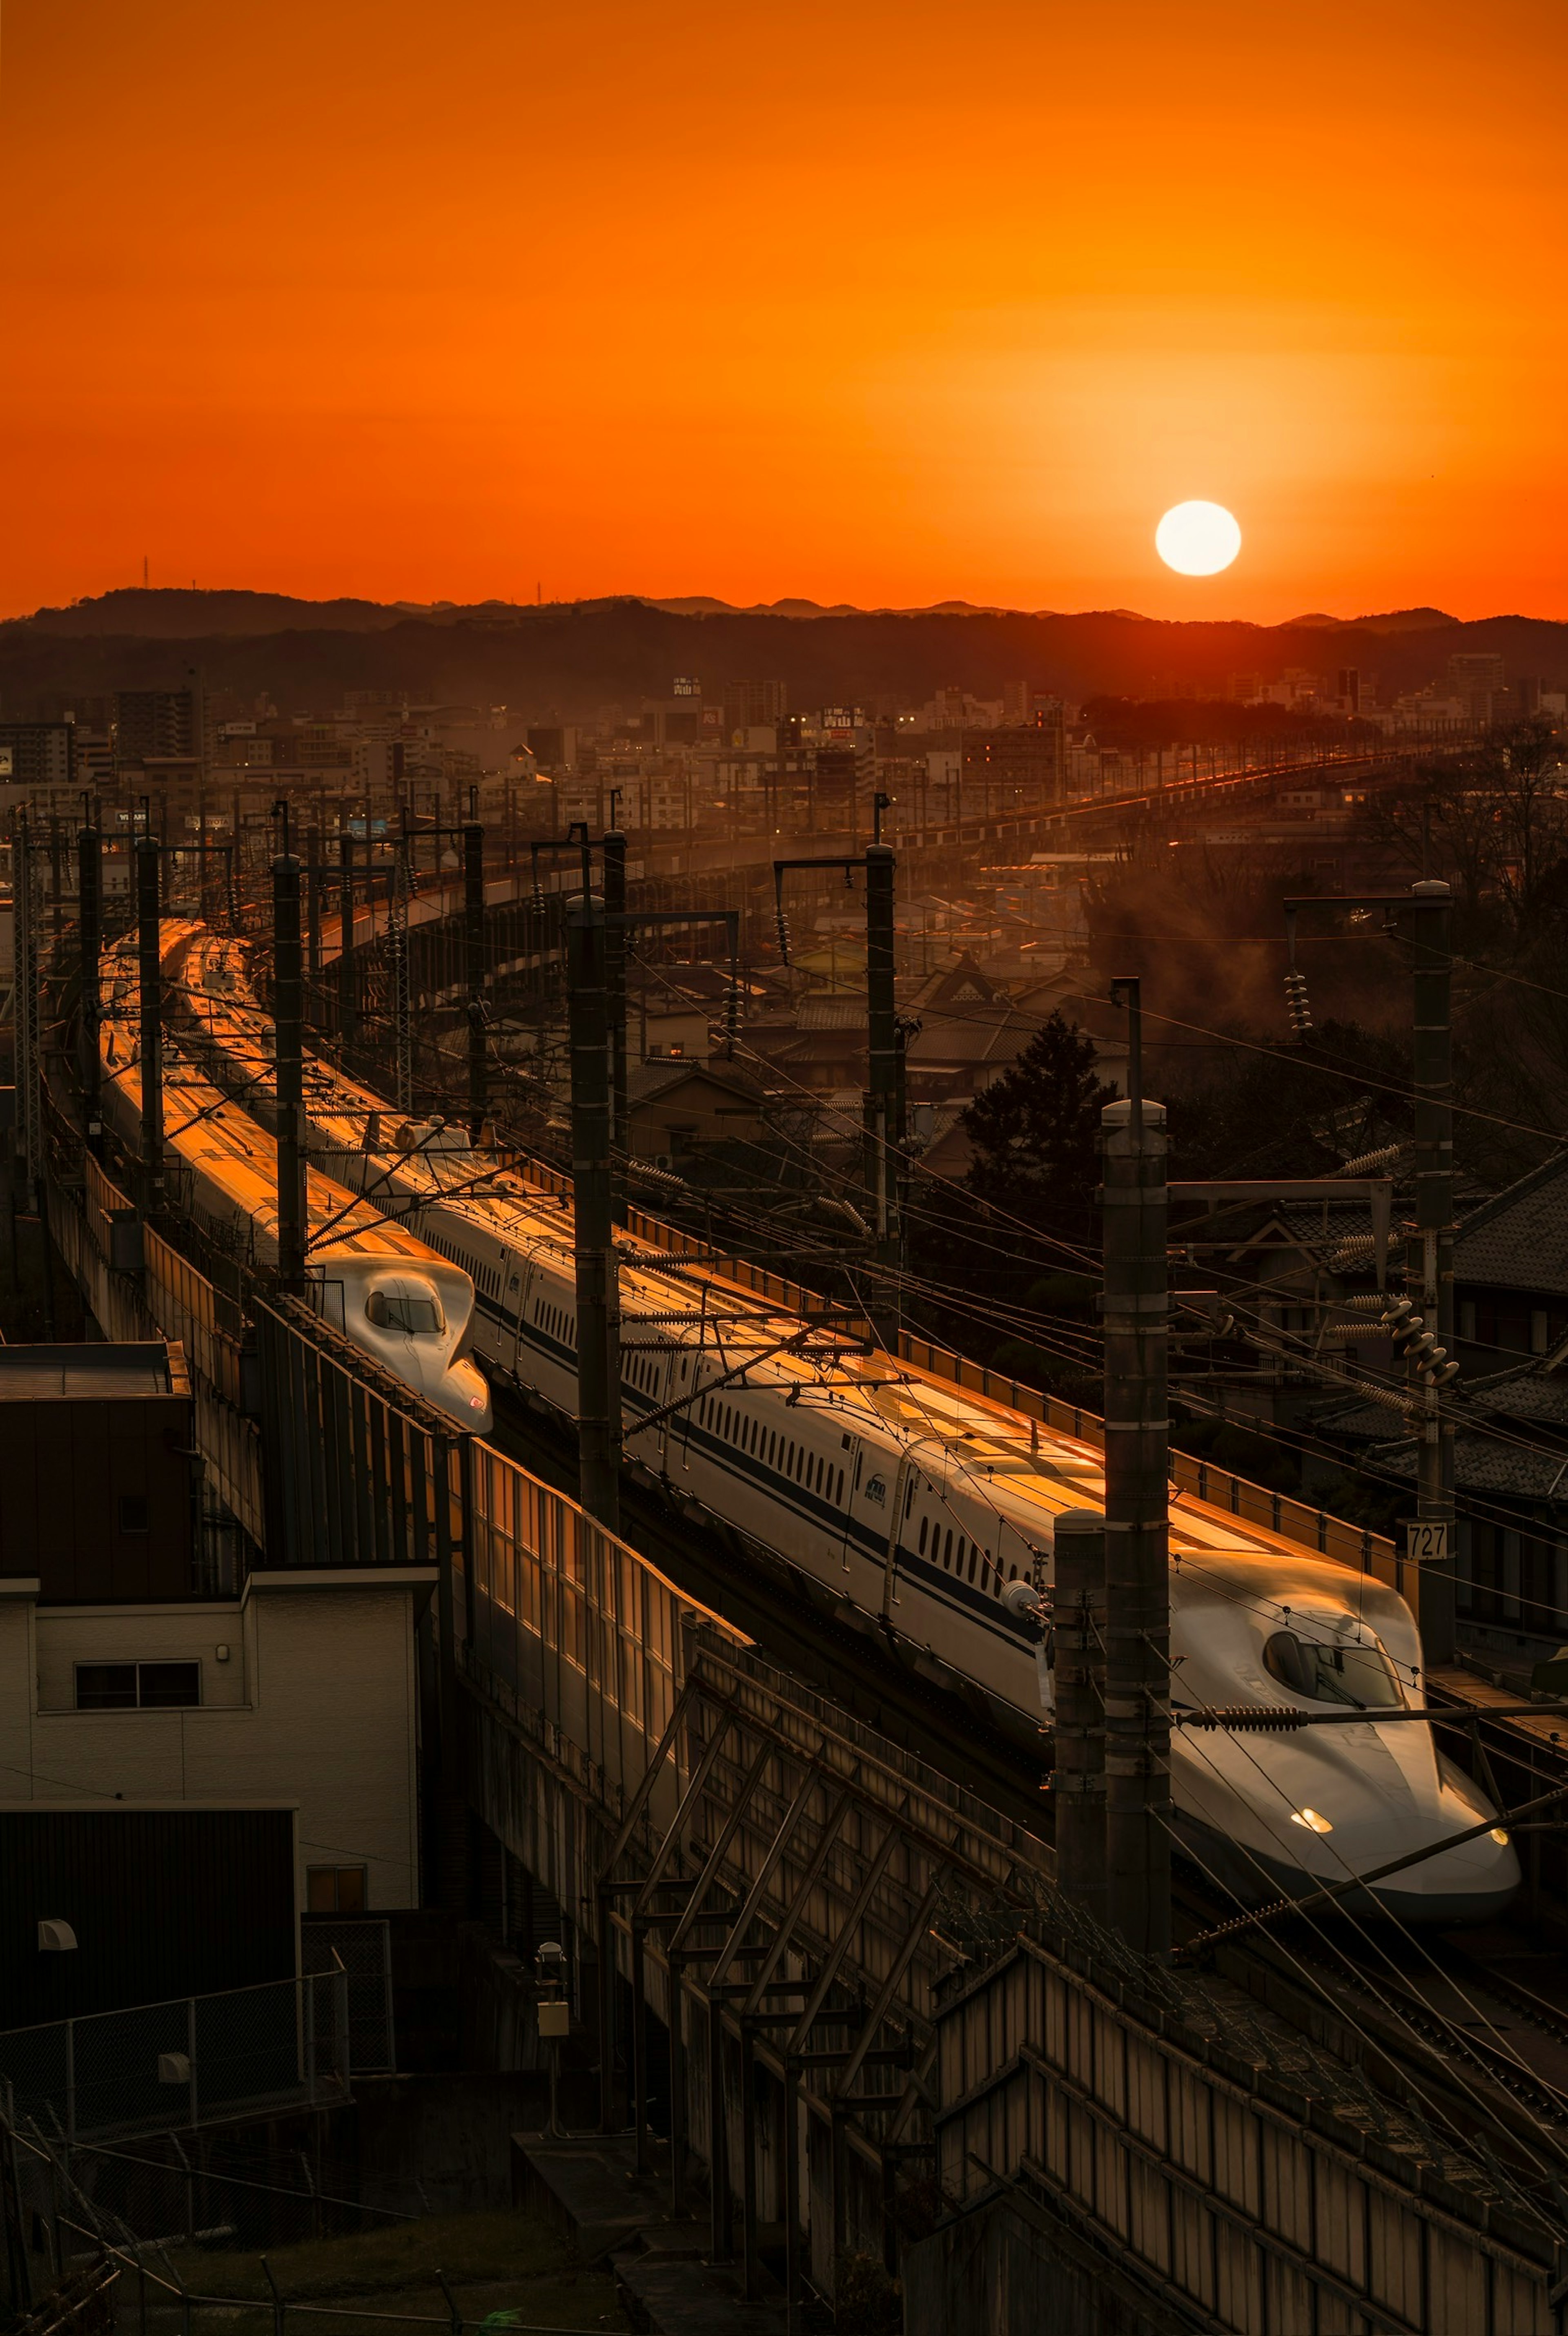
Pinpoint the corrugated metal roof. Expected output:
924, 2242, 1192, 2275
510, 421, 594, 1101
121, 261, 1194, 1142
0, 1343, 172, 1400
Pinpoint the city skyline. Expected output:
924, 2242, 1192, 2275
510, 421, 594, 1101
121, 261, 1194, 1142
1, 0, 1565, 624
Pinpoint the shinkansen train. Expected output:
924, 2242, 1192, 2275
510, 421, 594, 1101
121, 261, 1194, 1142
165, 924, 1518, 1920
98, 926, 491, 1431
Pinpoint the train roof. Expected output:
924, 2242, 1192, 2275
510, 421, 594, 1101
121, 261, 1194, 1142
169, 924, 1395, 1587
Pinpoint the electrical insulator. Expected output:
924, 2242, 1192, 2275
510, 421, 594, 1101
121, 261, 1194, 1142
1382, 1300, 1422, 1355
775, 907, 793, 964
1283, 967, 1314, 1040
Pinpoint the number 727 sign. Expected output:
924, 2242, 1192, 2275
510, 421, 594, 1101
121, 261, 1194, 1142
1403, 1519, 1450, 1566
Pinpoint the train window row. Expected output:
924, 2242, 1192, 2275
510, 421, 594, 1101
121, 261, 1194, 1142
625, 1352, 661, 1394
536, 1299, 575, 1345
915, 1512, 1002, 1594
696, 1394, 847, 1506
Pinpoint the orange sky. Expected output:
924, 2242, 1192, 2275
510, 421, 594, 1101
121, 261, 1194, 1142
2, 0, 1566, 623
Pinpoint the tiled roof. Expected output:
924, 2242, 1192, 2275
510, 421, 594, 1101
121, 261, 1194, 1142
1455, 1151, 1568, 1298
1374, 1436, 1568, 1502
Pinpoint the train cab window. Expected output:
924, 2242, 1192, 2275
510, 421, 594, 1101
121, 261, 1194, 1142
368, 1290, 445, 1335
1263, 1629, 1403, 1709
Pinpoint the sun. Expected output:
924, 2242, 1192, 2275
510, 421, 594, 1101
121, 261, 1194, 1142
1156, 501, 1242, 576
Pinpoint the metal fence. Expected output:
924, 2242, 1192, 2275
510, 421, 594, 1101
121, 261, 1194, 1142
0, 1974, 354, 2145
930, 1932, 1567, 2336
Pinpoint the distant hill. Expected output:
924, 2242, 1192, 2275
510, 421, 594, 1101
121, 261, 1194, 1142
0, 591, 1564, 719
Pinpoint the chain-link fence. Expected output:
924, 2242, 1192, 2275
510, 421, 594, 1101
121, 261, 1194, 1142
0, 1974, 356, 2145
300, 1926, 395, 2077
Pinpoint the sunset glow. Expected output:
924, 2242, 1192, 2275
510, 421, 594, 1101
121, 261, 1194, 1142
0, 0, 1565, 619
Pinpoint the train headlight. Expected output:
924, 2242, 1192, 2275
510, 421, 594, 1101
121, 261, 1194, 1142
470, 1394, 487, 1411
1290, 1808, 1333, 1834
1490, 1827, 1510, 1847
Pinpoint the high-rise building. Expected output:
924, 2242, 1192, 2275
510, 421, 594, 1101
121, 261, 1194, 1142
1443, 652, 1506, 725
1446, 652, 1506, 695
0, 722, 74, 794
722, 679, 789, 736
114, 685, 202, 763
961, 718, 1064, 819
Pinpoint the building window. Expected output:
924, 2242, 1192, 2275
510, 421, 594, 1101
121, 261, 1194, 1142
117, 1495, 151, 1535
1532, 1311, 1550, 1356
75, 1660, 200, 1710
307, 1866, 367, 1914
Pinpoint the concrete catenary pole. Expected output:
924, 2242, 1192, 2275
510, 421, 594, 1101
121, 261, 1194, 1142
272, 851, 307, 1294
464, 818, 488, 1142
1100, 980, 1172, 1957
1052, 1509, 1107, 1927
567, 892, 621, 1531
135, 828, 165, 1210
1409, 878, 1456, 1663
77, 823, 102, 1141
602, 825, 629, 1228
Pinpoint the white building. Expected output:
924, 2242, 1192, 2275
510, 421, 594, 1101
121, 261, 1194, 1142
0, 1565, 432, 1924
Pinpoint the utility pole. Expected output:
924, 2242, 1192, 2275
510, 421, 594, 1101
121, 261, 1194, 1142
603, 817, 629, 1227
864, 812, 899, 1274
567, 890, 620, 1531
13, 814, 40, 1212
1052, 1509, 1107, 1927
136, 827, 165, 1211
1100, 979, 1171, 1958
774, 813, 903, 1322
1284, 885, 1459, 1650
273, 851, 307, 1294
78, 822, 102, 1143
337, 831, 357, 1048
304, 824, 322, 987
463, 817, 488, 1142
1409, 878, 1455, 1662
389, 824, 412, 1115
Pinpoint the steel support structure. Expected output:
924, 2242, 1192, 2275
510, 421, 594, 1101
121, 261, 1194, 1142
389, 830, 412, 1114
463, 819, 488, 1142
864, 840, 899, 1275
272, 853, 307, 1295
1052, 1509, 1107, 1927
775, 827, 904, 1326
336, 832, 357, 1047
1285, 885, 1459, 1649
135, 829, 165, 1211
603, 827, 628, 1227
305, 827, 322, 984
11, 815, 42, 1226
566, 892, 620, 1530
77, 825, 102, 1142
1099, 993, 1171, 1959
585, 1661, 1003, 2329
1409, 878, 1455, 1663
